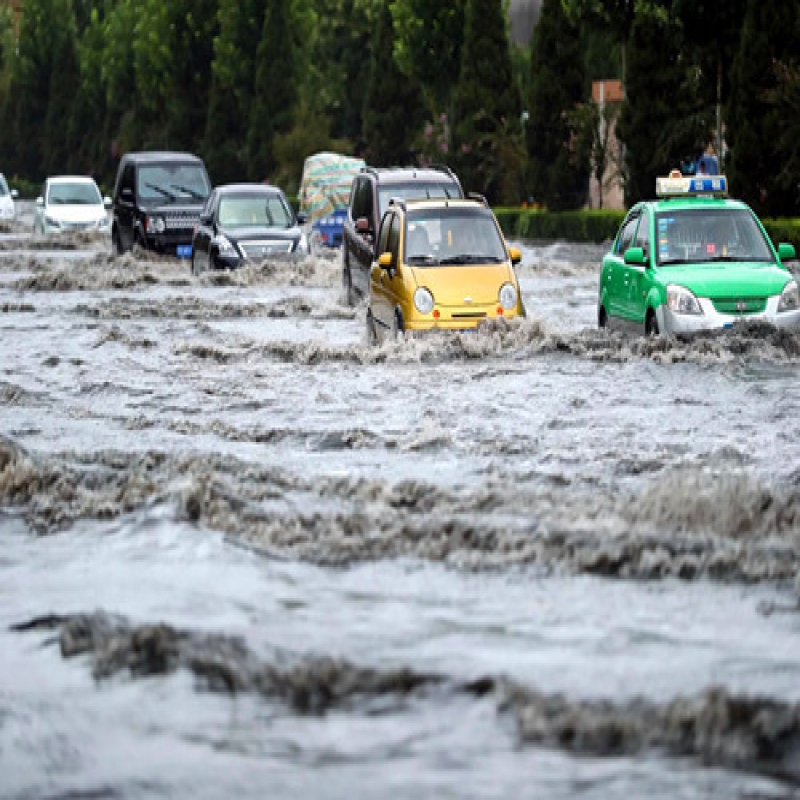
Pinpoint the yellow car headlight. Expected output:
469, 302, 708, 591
499, 283, 517, 311
414, 287, 434, 314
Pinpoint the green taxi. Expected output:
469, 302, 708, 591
597, 172, 799, 335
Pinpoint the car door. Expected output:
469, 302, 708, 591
621, 209, 651, 323
604, 212, 640, 321
350, 177, 376, 297
370, 211, 401, 333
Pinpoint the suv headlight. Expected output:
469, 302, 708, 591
146, 215, 166, 234
666, 284, 703, 315
212, 234, 237, 257
499, 282, 517, 311
777, 280, 799, 313
414, 287, 434, 314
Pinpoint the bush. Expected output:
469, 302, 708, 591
763, 219, 800, 251
495, 208, 624, 243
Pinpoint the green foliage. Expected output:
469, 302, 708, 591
361, 1, 424, 165
451, 0, 521, 203
247, 0, 297, 180
526, 0, 587, 210
391, 0, 465, 113
727, 0, 799, 216
495, 207, 624, 242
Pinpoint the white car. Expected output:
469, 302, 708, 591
0, 173, 17, 221
33, 175, 111, 235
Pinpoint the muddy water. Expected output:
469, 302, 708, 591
2, 204, 800, 798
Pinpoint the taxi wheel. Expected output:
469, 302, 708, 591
365, 308, 378, 345
190, 253, 198, 275
598, 306, 607, 329
645, 310, 659, 336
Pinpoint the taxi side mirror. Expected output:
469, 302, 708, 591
623, 246, 647, 266
378, 251, 394, 270
778, 243, 797, 262
508, 246, 522, 266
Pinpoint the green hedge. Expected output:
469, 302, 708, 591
496, 207, 800, 252
495, 208, 625, 243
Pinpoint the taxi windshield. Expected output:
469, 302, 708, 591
655, 208, 773, 266
405, 208, 506, 265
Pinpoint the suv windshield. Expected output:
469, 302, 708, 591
378, 182, 460, 212
0, 174, 9, 196
656, 208, 773, 265
137, 164, 210, 204
48, 182, 102, 205
405, 208, 506, 265
218, 194, 293, 229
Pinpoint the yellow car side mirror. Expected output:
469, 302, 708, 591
508, 246, 522, 266
378, 252, 394, 269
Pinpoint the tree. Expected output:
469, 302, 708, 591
616, 6, 699, 204
361, 0, 424, 165
392, 0, 465, 115
727, 0, 799, 215
203, 0, 267, 182
526, 0, 587, 210
247, 0, 297, 180
451, 0, 521, 202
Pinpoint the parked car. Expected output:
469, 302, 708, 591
191, 183, 308, 273
0, 173, 18, 222
366, 196, 524, 343
342, 165, 463, 305
33, 176, 110, 235
299, 152, 365, 253
597, 171, 800, 335
111, 151, 211, 258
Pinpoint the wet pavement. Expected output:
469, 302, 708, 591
1, 203, 800, 798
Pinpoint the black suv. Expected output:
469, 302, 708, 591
341, 165, 463, 305
111, 151, 211, 257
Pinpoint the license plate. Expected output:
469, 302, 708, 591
176, 245, 192, 259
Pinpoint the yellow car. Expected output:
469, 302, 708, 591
366, 197, 524, 342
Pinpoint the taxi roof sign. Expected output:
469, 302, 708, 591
656, 173, 728, 197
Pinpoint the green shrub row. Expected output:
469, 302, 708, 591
496, 208, 800, 252
495, 208, 625, 243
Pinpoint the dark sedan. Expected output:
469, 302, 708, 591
191, 184, 308, 273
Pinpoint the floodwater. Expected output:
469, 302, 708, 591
2, 202, 800, 799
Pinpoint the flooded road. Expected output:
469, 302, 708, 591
2, 204, 800, 798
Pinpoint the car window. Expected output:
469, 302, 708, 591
137, 164, 210, 203
352, 177, 372, 221
378, 182, 460, 214
655, 208, 773, 265
48, 181, 102, 205
615, 213, 640, 254
377, 212, 393, 255
0, 174, 8, 196
405, 207, 506, 265
387, 214, 401, 258
633, 212, 649, 256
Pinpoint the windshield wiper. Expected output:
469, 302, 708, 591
144, 183, 177, 201
407, 255, 440, 265
171, 184, 205, 200
439, 254, 502, 265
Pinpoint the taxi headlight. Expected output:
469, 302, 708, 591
666, 284, 703, 315
146, 215, 166, 234
777, 280, 799, 313
212, 234, 237, 257
414, 287, 434, 314
499, 282, 517, 311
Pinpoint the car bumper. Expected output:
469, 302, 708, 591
657, 297, 800, 334
404, 308, 520, 332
